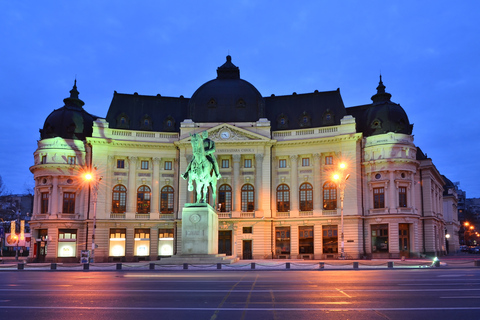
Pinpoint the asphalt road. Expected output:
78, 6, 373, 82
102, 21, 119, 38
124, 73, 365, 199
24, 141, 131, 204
1, 268, 480, 320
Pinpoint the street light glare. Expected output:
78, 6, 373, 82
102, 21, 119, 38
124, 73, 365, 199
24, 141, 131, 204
340, 163, 346, 169
85, 173, 93, 181
333, 174, 340, 181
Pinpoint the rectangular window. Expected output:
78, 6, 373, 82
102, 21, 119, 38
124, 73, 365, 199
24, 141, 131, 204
117, 159, 125, 169
221, 159, 229, 168
399, 187, 407, 207
68, 156, 76, 165
41, 192, 49, 213
325, 156, 333, 165
109, 228, 126, 257
302, 158, 310, 167
164, 161, 172, 170
299, 226, 314, 254
243, 227, 253, 234
57, 229, 77, 258
322, 225, 338, 254
62, 192, 75, 214
158, 229, 174, 256
275, 227, 290, 256
41, 155, 47, 164
244, 159, 252, 168
141, 160, 149, 170
373, 187, 385, 209
371, 224, 389, 253
279, 159, 286, 168
134, 228, 150, 256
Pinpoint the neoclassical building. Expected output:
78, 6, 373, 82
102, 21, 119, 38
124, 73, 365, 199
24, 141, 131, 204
29, 56, 452, 262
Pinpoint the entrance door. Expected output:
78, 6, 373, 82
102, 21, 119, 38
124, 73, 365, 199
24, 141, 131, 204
399, 224, 410, 258
36, 241, 47, 262
243, 240, 252, 260
218, 231, 232, 256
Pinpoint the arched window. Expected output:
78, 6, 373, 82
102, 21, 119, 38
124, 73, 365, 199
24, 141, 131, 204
137, 185, 151, 213
112, 185, 127, 213
218, 184, 232, 212
241, 184, 255, 212
299, 183, 313, 211
160, 186, 174, 213
323, 181, 337, 210
276, 184, 290, 212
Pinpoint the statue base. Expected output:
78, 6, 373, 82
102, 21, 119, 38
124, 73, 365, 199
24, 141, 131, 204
181, 203, 218, 255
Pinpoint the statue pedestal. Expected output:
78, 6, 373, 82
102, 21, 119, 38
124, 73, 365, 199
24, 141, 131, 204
181, 203, 218, 255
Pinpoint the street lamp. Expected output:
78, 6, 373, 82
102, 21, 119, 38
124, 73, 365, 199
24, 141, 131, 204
333, 162, 350, 260
84, 169, 102, 263
445, 233, 450, 255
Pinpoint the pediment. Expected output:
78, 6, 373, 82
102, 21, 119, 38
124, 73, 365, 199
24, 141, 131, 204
178, 123, 271, 144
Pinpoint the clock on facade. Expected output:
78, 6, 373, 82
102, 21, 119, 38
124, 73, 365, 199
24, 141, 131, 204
220, 130, 230, 139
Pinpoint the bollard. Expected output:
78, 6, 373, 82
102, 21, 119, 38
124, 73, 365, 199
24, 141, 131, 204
353, 262, 359, 269
83, 263, 89, 270
183, 263, 188, 270
116, 263, 122, 270
18, 263, 24, 270
217, 263, 222, 270
51, 263, 57, 270
319, 262, 324, 269
251, 262, 256, 270
388, 261, 394, 269
149, 263, 155, 270
286, 262, 290, 269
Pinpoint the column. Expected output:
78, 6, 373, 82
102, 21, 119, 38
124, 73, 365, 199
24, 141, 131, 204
232, 154, 241, 215
126, 156, 137, 219
255, 153, 264, 216
290, 155, 299, 216
151, 157, 161, 219
51, 176, 59, 216
313, 153, 321, 214
105, 156, 115, 217
389, 171, 395, 212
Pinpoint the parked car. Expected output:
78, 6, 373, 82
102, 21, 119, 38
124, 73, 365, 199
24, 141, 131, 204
460, 245, 468, 252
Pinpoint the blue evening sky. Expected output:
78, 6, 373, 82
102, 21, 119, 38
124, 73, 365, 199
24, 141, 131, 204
1, 1, 479, 197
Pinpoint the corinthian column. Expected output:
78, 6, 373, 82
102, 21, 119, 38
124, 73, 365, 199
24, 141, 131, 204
151, 157, 161, 219
313, 153, 321, 213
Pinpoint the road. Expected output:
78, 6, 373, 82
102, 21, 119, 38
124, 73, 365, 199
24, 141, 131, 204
1, 268, 480, 319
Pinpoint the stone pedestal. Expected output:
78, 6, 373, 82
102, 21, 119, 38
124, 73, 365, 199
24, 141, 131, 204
181, 203, 218, 255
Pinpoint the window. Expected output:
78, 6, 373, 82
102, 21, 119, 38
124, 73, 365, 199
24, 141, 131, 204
299, 183, 313, 211
221, 159, 229, 168
275, 227, 290, 255
322, 225, 338, 254
141, 160, 149, 170
399, 187, 407, 207
302, 158, 310, 167
112, 185, 127, 213
109, 228, 126, 257
241, 184, 255, 212
41, 155, 47, 164
164, 161, 172, 170
41, 192, 49, 213
137, 185, 151, 213
57, 229, 77, 258
244, 159, 252, 168
134, 228, 150, 256
62, 192, 75, 214
325, 156, 333, 165
279, 159, 286, 168
323, 182, 337, 210
158, 229, 174, 256
243, 227, 253, 234
160, 186, 174, 213
371, 224, 389, 253
299, 226, 314, 254
68, 156, 76, 165
117, 159, 125, 169
373, 187, 385, 209
218, 184, 232, 212
276, 184, 290, 212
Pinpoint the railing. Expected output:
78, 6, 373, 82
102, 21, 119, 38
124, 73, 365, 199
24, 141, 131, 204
135, 213, 150, 220
218, 212, 231, 219
299, 211, 313, 217
240, 212, 255, 218
322, 210, 338, 216
110, 213, 125, 219
276, 212, 290, 218
272, 126, 339, 140
110, 129, 178, 140
159, 214, 174, 220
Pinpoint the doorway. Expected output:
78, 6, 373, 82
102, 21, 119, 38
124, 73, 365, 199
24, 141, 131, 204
399, 223, 410, 258
218, 231, 232, 256
243, 240, 252, 260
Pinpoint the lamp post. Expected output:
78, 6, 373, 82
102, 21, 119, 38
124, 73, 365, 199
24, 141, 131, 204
445, 233, 450, 255
333, 163, 350, 260
84, 170, 101, 263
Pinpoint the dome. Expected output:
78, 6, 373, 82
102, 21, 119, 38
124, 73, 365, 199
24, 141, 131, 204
40, 81, 97, 141
188, 56, 265, 122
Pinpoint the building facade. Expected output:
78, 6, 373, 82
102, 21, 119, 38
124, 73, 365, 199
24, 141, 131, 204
29, 56, 449, 262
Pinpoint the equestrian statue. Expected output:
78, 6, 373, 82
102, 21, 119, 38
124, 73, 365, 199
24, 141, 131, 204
182, 131, 221, 205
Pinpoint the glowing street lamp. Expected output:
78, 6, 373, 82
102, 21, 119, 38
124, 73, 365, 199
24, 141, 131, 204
84, 169, 102, 263
333, 162, 350, 260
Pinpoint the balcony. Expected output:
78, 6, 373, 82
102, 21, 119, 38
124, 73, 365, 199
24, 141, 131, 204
135, 213, 150, 220
276, 212, 290, 218
218, 212, 231, 219
110, 213, 125, 219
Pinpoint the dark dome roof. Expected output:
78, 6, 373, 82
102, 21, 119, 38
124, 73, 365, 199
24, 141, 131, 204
40, 81, 97, 141
188, 56, 265, 122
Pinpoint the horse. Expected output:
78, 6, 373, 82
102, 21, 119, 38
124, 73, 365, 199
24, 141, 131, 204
182, 132, 218, 205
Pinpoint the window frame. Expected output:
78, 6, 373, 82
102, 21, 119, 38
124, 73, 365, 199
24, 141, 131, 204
221, 159, 230, 168
62, 192, 75, 214
218, 184, 232, 212
137, 185, 151, 213
276, 184, 290, 212
373, 187, 385, 209
323, 181, 337, 210
141, 160, 149, 170
302, 158, 310, 167
398, 186, 407, 207
279, 159, 287, 168
244, 159, 252, 168
241, 184, 255, 212
117, 159, 125, 169
112, 184, 127, 213
299, 182, 313, 211
164, 161, 172, 170
160, 186, 174, 213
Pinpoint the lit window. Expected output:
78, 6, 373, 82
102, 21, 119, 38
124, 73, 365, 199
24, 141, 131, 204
58, 229, 77, 258
323, 182, 337, 210
137, 185, 151, 213
279, 159, 286, 168
109, 228, 126, 257
62, 192, 75, 214
134, 228, 150, 256
299, 183, 313, 211
373, 187, 385, 209
218, 184, 232, 212
241, 184, 255, 212
112, 185, 127, 213
244, 159, 252, 168
160, 186, 174, 213
302, 158, 310, 167
68, 156, 76, 165
164, 161, 172, 170
221, 159, 229, 168
325, 156, 333, 165
276, 184, 290, 212
141, 160, 149, 170
117, 159, 125, 169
